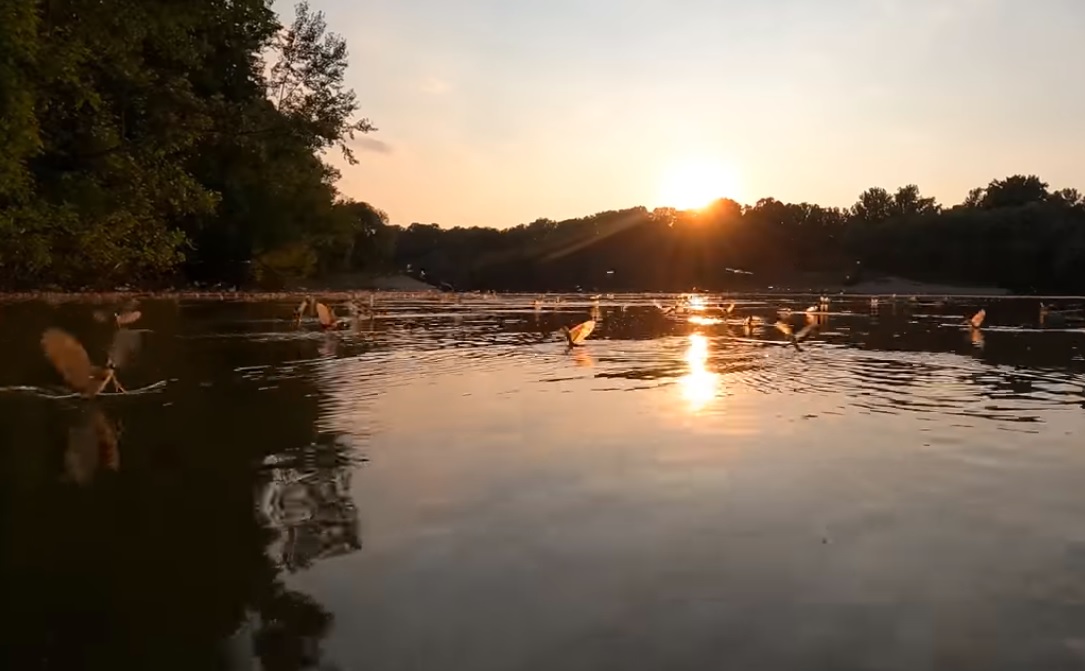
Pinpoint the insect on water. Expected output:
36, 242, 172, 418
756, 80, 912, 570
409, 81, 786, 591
42, 315, 143, 398
561, 319, 595, 348
92, 298, 142, 328
293, 296, 314, 325
774, 318, 819, 351
315, 302, 352, 331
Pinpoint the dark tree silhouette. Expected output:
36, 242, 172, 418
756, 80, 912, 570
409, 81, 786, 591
383, 176, 1085, 294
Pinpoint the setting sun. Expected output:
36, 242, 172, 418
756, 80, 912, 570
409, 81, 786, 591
657, 158, 742, 211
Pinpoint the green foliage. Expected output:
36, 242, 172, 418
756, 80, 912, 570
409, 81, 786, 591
0, 0, 380, 289
0, 0, 40, 204
268, 1, 376, 165
252, 241, 318, 288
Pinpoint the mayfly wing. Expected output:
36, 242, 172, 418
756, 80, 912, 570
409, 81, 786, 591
796, 322, 818, 341
114, 310, 141, 326
970, 309, 986, 329
568, 319, 595, 345
315, 302, 334, 327
41, 328, 95, 395
108, 328, 142, 369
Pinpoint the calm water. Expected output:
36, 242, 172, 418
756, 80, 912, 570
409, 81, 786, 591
1, 293, 1084, 671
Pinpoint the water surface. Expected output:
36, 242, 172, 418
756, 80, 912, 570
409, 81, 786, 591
1, 293, 1084, 670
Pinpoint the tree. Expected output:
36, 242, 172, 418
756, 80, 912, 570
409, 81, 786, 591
1052, 188, 1083, 208
0, 0, 247, 286
980, 175, 1050, 209
185, 1, 380, 285
0, 0, 383, 289
0, 0, 39, 205
892, 184, 939, 217
850, 187, 895, 224
962, 187, 985, 208
267, 1, 376, 166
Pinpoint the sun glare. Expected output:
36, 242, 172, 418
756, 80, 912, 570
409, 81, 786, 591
658, 159, 742, 211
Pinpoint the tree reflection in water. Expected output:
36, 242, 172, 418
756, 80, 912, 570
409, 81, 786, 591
0, 379, 363, 671
258, 436, 362, 573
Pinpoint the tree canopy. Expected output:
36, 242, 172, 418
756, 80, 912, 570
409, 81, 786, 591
0, 0, 382, 289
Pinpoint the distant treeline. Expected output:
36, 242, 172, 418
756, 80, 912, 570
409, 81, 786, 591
389, 175, 1085, 294
2, 2, 1083, 293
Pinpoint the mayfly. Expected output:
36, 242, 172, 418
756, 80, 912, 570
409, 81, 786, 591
315, 302, 351, 331
293, 296, 314, 325
561, 319, 595, 348
42, 326, 141, 398
93, 299, 141, 328
774, 320, 818, 351
968, 309, 985, 330
1039, 303, 1083, 327
965, 308, 986, 349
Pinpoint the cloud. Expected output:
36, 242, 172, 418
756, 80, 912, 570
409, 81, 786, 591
419, 76, 451, 95
355, 137, 392, 154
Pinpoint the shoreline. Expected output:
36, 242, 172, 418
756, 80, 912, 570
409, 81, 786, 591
3, 290, 1081, 304
0, 274, 1072, 303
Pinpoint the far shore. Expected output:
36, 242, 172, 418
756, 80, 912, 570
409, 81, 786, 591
1, 274, 1076, 303
0, 274, 442, 303
759, 275, 1013, 297
836, 276, 1011, 297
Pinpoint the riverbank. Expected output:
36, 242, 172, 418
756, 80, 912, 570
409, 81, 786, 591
0, 274, 1055, 303
0, 274, 442, 303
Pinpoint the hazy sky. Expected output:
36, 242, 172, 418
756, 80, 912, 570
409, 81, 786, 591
296, 0, 1085, 228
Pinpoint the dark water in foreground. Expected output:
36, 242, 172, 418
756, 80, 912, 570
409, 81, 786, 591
1, 293, 1084, 670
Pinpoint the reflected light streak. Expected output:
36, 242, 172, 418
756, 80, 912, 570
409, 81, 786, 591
688, 315, 722, 326
573, 348, 595, 368
970, 328, 985, 350
688, 295, 707, 311
679, 333, 720, 413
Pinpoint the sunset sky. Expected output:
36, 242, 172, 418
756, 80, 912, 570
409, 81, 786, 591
303, 0, 1085, 229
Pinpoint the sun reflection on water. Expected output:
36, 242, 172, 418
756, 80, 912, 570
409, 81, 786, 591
687, 315, 722, 326
679, 333, 719, 413
573, 348, 595, 368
